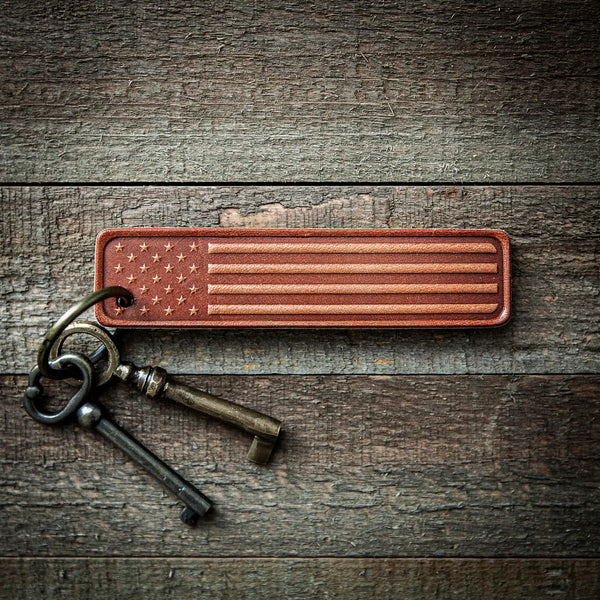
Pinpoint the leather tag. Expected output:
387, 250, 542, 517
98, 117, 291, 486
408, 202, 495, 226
95, 228, 510, 328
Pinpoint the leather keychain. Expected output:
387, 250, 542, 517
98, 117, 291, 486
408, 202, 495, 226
95, 227, 510, 328
25, 227, 510, 525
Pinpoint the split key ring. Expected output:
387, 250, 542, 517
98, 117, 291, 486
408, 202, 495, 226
49, 320, 120, 388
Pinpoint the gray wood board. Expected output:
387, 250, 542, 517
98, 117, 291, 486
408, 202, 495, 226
3, 374, 599, 557
1, 558, 599, 600
1, 1, 598, 182
1, 186, 598, 374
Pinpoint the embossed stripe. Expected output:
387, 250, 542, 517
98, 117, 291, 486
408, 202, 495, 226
208, 303, 499, 315
208, 242, 497, 254
208, 262, 498, 274
208, 283, 498, 295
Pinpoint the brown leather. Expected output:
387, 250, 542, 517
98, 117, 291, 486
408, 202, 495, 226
95, 228, 510, 328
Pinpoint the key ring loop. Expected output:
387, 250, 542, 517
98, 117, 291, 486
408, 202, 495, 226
49, 321, 121, 387
37, 286, 132, 380
25, 352, 94, 424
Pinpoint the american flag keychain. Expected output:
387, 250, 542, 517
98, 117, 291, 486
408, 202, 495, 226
26, 227, 510, 524
95, 228, 510, 328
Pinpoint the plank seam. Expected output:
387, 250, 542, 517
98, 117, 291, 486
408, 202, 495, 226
1, 182, 600, 187
3, 555, 600, 560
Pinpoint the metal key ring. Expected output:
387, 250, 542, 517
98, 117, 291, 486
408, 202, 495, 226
37, 286, 132, 380
24, 353, 94, 424
49, 321, 120, 387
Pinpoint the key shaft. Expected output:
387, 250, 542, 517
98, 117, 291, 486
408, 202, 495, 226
77, 401, 211, 524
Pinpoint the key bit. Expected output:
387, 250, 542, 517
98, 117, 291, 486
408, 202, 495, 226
114, 362, 281, 464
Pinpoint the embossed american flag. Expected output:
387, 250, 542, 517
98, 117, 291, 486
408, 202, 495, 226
95, 228, 510, 328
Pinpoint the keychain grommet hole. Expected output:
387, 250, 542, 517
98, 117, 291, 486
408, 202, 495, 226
116, 294, 133, 308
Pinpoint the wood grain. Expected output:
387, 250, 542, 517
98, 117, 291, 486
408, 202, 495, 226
2, 0, 599, 596
1, 186, 597, 374
3, 374, 598, 557
1, 1, 598, 182
1, 558, 599, 600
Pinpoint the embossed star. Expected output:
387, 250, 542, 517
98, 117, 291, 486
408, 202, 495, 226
164, 243, 174, 252
189, 284, 199, 294
152, 296, 161, 305
164, 263, 174, 273
176, 274, 186, 283
114, 242, 124, 252
127, 253, 136, 262
189, 242, 199, 251
189, 264, 199, 273
139, 264, 149, 273
140, 306, 149, 315
189, 306, 198, 315
176, 253, 186, 262
164, 305, 174, 315
114, 263, 124, 273
114, 306, 124, 315
126, 274, 136, 284
164, 284, 173, 294
177, 295, 186, 305
152, 275, 161, 284
139, 284, 149, 294
152, 253, 161, 263
139, 242, 149, 252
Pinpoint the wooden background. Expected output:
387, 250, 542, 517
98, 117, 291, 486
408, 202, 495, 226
1, 2, 599, 598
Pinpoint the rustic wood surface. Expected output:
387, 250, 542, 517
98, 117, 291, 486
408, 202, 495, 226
1, 0, 599, 182
3, 374, 599, 558
2, 558, 599, 600
1, 187, 599, 596
1, 186, 598, 375
2, 1, 600, 598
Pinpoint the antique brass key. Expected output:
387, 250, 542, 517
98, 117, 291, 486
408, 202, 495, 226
50, 321, 282, 464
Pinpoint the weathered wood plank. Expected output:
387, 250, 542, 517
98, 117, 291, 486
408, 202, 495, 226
1, 186, 598, 374
1, 558, 599, 600
2, 374, 598, 557
1, 1, 598, 182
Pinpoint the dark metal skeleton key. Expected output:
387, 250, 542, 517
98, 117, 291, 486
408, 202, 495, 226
50, 322, 282, 464
25, 353, 212, 524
